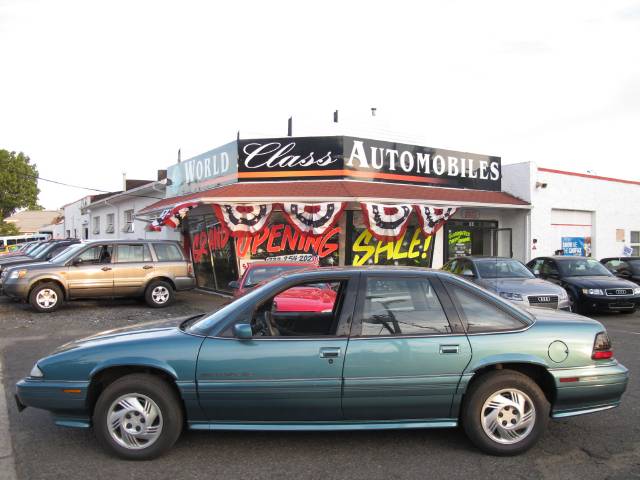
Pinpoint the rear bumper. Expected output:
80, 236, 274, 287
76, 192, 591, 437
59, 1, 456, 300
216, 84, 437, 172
175, 276, 196, 291
550, 362, 629, 418
15, 378, 91, 426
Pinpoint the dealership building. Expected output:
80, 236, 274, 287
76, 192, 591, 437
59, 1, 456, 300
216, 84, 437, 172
138, 136, 640, 293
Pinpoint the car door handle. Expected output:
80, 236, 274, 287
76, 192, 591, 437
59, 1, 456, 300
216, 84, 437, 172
319, 347, 341, 358
439, 344, 459, 354
101, 266, 112, 271
142, 265, 154, 270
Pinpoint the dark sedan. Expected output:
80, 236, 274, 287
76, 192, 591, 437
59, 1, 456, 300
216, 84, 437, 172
527, 256, 640, 314
601, 257, 640, 285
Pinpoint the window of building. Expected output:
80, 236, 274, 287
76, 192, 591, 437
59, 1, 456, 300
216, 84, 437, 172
631, 231, 640, 256
123, 210, 134, 233
66, 230, 71, 238
448, 284, 524, 333
106, 213, 115, 234
116, 244, 152, 263
153, 243, 183, 261
359, 277, 451, 336
93, 216, 100, 235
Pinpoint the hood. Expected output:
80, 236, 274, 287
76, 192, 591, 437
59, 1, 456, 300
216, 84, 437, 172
52, 314, 203, 354
477, 277, 565, 295
0, 255, 33, 266
562, 275, 637, 289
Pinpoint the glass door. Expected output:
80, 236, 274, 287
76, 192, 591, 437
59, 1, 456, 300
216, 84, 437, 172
491, 228, 513, 257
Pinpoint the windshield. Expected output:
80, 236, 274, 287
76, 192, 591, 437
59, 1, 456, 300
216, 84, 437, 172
188, 277, 288, 335
475, 259, 535, 279
627, 260, 640, 273
50, 243, 84, 263
244, 265, 309, 287
27, 243, 48, 257
558, 258, 612, 277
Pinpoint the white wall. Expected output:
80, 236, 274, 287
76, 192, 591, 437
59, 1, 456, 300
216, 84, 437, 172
87, 193, 180, 242
62, 197, 90, 239
530, 168, 640, 259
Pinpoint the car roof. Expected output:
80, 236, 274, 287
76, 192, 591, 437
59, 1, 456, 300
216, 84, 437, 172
81, 239, 180, 245
601, 256, 640, 261
461, 256, 515, 261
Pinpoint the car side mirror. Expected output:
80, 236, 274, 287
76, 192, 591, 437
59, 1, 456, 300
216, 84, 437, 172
233, 323, 253, 339
72, 258, 83, 266
228, 280, 240, 289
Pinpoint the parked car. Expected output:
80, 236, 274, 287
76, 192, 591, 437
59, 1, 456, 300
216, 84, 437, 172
600, 257, 640, 285
0, 239, 79, 280
442, 256, 570, 310
0, 241, 42, 258
15, 266, 628, 459
229, 261, 317, 296
1, 240, 195, 312
527, 256, 640, 314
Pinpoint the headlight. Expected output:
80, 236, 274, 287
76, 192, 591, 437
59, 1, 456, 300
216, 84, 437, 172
9, 269, 27, 279
499, 292, 523, 301
559, 290, 568, 300
29, 364, 43, 378
634, 287, 640, 295
582, 288, 604, 296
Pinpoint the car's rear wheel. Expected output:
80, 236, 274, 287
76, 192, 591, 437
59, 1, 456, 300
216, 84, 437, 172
144, 280, 174, 308
462, 370, 549, 456
93, 373, 183, 460
29, 282, 63, 312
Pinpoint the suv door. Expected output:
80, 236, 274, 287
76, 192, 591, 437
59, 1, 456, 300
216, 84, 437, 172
67, 244, 114, 298
112, 243, 155, 296
196, 275, 358, 422
342, 274, 471, 420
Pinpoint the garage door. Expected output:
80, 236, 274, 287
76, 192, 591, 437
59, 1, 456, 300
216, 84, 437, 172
550, 209, 593, 256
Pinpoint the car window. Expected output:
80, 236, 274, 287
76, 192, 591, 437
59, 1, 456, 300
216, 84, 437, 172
444, 260, 457, 272
153, 243, 183, 261
116, 244, 152, 263
360, 277, 452, 336
528, 258, 544, 275
242, 281, 345, 337
449, 284, 524, 333
541, 259, 559, 276
76, 245, 114, 265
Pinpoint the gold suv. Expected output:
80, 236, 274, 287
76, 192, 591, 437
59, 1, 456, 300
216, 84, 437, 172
1, 240, 196, 312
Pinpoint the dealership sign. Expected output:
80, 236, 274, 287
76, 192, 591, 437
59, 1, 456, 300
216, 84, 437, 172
166, 136, 501, 195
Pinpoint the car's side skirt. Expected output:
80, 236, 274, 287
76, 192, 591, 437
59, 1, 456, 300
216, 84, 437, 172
187, 419, 458, 431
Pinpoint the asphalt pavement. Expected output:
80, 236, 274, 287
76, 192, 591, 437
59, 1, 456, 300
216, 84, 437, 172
1, 292, 639, 480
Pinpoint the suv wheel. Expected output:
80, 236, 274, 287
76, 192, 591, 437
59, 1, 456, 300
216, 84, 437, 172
145, 280, 174, 308
93, 374, 183, 460
29, 282, 63, 312
462, 370, 549, 455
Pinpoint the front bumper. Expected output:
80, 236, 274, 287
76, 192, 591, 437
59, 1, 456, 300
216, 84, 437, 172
578, 294, 640, 311
2, 278, 30, 300
550, 361, 629, 418
15, 378, 91, 427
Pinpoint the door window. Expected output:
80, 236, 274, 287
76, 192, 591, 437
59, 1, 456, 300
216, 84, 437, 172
244, 281, 345, 337
153, 243, 183, 261
116, 244, 152, 263
360, 278, 451, 336
448, 284, 524, 333
76, 245, 113, 264
541, 259, 559, 277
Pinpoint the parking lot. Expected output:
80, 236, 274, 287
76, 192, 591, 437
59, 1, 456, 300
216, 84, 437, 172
1, 293, 639, 480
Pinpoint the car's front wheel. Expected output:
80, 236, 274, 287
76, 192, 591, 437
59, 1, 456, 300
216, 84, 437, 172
29, 282, 63, 312
93, 374, 183, 460
462, 370, 549, 456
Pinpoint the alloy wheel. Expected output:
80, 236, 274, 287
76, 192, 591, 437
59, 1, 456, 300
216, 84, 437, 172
36, 288, 58, 309
107, 393, 163, 450
151, 286, 169, 304
480, 388, 536, 444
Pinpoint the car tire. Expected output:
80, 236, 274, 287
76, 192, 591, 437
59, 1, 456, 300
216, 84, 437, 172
93, 373, 183, 460
29, 282, 63, 313
567, 290, 583, 314
144, 280, 174, 308
462, 370, 549, 456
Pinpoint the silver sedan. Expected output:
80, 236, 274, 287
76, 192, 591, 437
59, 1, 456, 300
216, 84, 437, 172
442, 256, 571, 310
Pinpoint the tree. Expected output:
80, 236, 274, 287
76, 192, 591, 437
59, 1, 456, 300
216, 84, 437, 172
0, 150, 40, 220
0, 221, 20, 236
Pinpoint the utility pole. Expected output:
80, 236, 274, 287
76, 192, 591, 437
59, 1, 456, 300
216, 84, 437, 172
287, 117, 293, 137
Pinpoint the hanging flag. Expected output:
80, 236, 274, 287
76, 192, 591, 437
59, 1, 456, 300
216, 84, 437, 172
414, 205, 458, 236
360, 202, 413, 242
281, 202, 346, 236
213, 203, 274, 236
151, 201, 200, 230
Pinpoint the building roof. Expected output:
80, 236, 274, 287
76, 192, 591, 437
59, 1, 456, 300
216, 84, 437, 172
539, 167, 640, 186
4, 210, 63, 233
139, 180, 529, 214
86, 181, 165, 210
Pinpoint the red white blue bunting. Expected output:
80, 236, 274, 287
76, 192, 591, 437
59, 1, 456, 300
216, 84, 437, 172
281, 202, 346, 236
151, 201, 200, 229
414, 205, 458, 237
360, 203, 414, 242
213, 203, 274, 237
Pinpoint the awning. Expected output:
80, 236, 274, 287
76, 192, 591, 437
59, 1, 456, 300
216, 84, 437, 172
139, 180, 529, 215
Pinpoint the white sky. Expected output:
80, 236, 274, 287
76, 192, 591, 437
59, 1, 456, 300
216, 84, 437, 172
1, 0, 639, 209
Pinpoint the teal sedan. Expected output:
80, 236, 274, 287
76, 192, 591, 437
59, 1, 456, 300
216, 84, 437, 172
15, 267, 629, 460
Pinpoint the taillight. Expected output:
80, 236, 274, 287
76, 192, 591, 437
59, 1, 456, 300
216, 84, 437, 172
187, 263, 194, 277
592, 332, 613, 360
